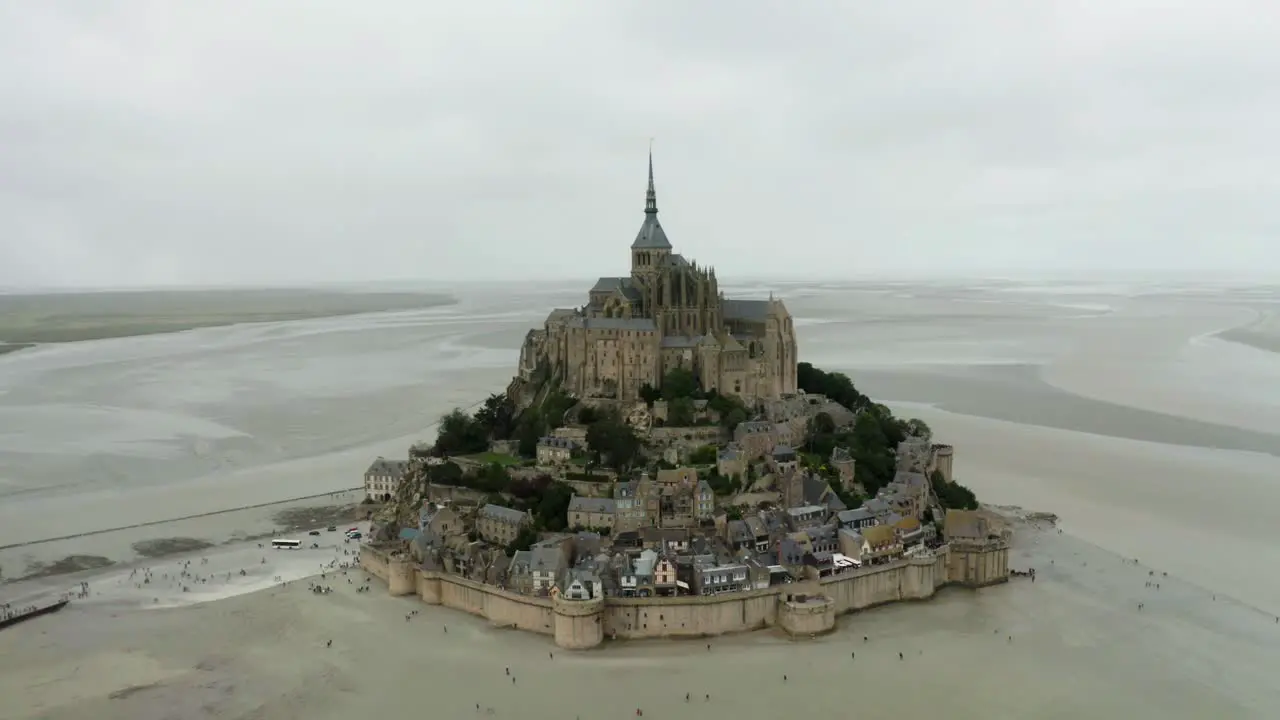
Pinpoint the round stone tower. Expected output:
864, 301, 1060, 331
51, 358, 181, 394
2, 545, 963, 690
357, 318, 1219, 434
552, 595, 605, 650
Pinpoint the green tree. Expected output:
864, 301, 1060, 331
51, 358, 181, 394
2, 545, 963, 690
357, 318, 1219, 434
506, 526, 538, 555
638, 383, 661, 405
688, 444, 718, 465
705, 390, 749, 431
810, 411, 836, 436
661, 367, 698, 401
723, 407, 747, 432
668, 396, 696, 426
533, 482, 574, 531
931, 470, 978, 510
585, 414, 641, 471
577, 406, 598, 424
474, 462, 511, 493
516, 414, 544, 457
474, 393, 516, 440
541, 390, 576, 430
905, 418, 932, 440
796, 362, 869, 411
427, 461, 464, 485
434, 408, 488, 455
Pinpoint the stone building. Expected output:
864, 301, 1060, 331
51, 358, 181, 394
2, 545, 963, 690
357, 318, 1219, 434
928, 444, 954, 482
536, 436, 577, 466
568, 496, 617, 532
513, 152, 799, 404
829, 447, 856, 490
364, 457, 409, 502
733, 420, 778, 460
476, 504, 531, 547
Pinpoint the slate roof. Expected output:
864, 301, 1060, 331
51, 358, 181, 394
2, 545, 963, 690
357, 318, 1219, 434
893, 470, 929, 489
660, 335, 706, 348
571, 317, 657, 332
590, 276, 644, 303
839, 527, 866, 546
632, 548, 658, 577
544, 308, 580, 325
722, 298, 770, 321
633, 213, 671, 249
743, 516, 769, 538
719, 443, 745, 460
508, 550, 533, 575
529, 546, 564, 573
864, 498, 891, 515
366, 457, 409, 477
568, 496, 617, 514
777, 538, 806, 565
737, 421, 773, 435
479, 504, 528, 525
836, 507, 875, 526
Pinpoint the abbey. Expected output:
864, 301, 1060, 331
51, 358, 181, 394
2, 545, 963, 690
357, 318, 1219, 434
515, 154, 799, 404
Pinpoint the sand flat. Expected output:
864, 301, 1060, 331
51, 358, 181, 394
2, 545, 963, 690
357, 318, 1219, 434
3, 522, 1277, 720
2, 281, 1279, 716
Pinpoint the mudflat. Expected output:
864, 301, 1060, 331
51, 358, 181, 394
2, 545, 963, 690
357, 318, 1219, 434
2, 521, 1275, 720
0, 288, 455, 344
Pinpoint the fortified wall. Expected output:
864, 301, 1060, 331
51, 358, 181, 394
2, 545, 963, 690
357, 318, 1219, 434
361, 542, 1007, 650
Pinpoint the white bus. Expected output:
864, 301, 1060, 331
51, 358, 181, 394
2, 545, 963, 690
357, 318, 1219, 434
271, 539, 302, 549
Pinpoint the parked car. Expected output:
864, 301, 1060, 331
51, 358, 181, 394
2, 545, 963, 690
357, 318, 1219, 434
308, 530, 321, 536
327, 526, 337, 532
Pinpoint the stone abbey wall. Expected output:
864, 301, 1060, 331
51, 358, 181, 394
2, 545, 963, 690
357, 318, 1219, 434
360, 543, 1008, 650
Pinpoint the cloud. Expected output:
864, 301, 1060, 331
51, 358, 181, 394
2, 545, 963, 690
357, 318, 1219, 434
1, 1, 1277, 288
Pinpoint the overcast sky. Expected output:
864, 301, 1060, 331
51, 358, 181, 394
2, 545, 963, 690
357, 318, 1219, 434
2, 2, 1278, 289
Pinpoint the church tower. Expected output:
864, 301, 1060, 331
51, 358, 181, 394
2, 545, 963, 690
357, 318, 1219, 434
631, 151, 671, 315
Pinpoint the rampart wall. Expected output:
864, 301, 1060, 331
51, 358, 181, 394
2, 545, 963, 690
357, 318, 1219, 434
360, 542, 1008, 650
362, 547, 390, 583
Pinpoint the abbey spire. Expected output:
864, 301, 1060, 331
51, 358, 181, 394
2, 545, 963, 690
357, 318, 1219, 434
645, 148, 658, 214
632, 148, 671, 250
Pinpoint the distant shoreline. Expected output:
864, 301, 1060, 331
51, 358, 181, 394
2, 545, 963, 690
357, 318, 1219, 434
0, 289, 456, 347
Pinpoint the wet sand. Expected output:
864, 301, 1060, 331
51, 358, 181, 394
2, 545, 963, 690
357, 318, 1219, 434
2, 280, 1279, 716
2, 520, 1276, 720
